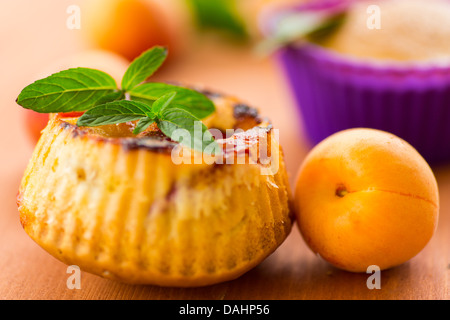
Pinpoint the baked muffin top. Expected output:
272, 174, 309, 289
55, 87, 269, 155
316, 0, 450, 62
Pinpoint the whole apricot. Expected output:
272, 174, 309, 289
294, 128, 439, 272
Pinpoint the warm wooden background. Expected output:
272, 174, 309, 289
0, 0, 448, 300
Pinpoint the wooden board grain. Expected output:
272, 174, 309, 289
0, 0, 448, 300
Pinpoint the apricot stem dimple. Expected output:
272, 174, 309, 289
336, 184, 348, 198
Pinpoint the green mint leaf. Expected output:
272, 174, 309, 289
121, 46, 168, 91
76, 100, 155, 127
93, 90, 125, 106
157, 107, 218, 154
16, 68, 118, 113
129, 82, 215, 119
132, 117, 156, 135
152, 91, 177, 114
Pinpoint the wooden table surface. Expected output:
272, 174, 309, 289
1, 1, 448, 300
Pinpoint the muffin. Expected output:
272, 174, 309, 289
17, 88, 294, 287
264, 0, 450, 164
320, 0, 450, 62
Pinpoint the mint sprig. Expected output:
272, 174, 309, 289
77, 93, 217, 153
16, 46, 218, 154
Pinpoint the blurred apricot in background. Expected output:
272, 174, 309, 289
81, 0, 177, 61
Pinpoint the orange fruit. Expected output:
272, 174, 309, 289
82, 0, 177, 61
23, 49, 129, 143
294, 128, 439, 272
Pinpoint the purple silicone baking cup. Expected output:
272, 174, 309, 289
277, 43, 450, 164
